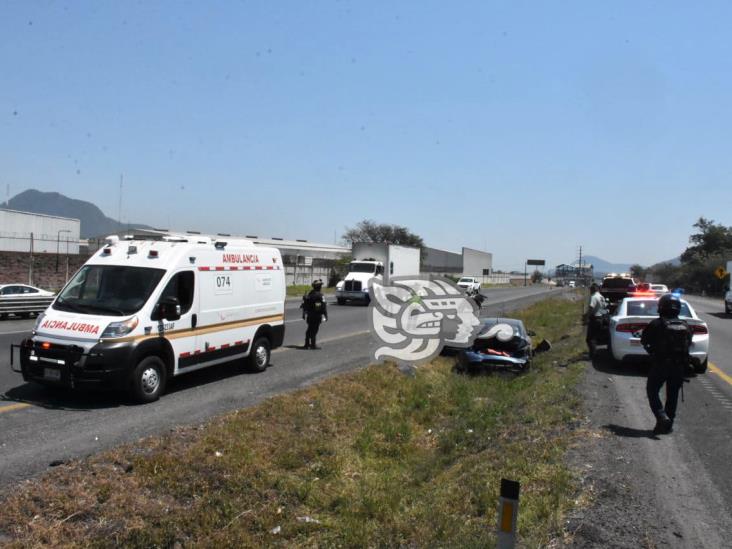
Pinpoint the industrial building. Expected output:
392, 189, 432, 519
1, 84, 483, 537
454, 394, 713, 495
422, 246, 494, 280
0, 209, 81, 254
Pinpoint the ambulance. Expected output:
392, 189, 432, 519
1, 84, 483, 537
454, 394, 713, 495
13, 233, 285, 402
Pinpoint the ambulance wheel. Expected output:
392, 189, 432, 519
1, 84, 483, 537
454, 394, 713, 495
130, 356, 166, 403
694, 359, 708, 374
247, 337, 271, 373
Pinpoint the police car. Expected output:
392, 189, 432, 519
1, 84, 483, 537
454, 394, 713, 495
12, 233, 286, 402
608, 296, 709, 373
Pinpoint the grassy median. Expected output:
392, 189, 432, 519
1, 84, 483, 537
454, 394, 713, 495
0, 294, 586, 547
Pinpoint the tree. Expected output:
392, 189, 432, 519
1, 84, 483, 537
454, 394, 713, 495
342, 219, 425, 249
680, 217, 732, 264
629, 264, 646, 280
531, 269, 543, 283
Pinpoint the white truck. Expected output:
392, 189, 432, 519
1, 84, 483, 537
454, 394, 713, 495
12, 233, 285, 402
335, 243, 420, 304
456, 276, 481, 296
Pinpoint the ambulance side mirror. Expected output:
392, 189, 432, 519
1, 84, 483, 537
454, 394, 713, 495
158, 296, 181, 321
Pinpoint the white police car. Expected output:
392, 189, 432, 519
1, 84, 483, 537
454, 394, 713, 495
608, 296, 709, 373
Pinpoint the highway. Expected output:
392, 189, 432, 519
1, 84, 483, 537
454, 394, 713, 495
581, 294, 732, 546
0, 285, 558, 487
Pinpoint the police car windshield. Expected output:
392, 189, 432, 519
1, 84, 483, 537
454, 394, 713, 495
54, 265, 166, 316
349, 263, 376, 273
626, 300, 692, 318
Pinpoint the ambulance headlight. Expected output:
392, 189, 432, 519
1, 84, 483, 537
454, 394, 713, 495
336, 281, 344, 291
101, 316, 139, 339
33, 312, 46, 333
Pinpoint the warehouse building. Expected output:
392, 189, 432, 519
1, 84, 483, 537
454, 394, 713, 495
0, 208, 81, 254
422, 246, 494, 279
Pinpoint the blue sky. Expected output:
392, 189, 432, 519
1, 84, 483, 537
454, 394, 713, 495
2, 1, 731, 270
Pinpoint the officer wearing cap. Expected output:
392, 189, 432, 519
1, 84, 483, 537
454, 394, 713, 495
302, 279, 328, 349
584, 283, 608, 358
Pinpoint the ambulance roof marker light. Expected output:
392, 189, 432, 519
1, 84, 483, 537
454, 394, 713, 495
149, 249, 159, 258
102, 246, 113, 255
215, 241, 228, 250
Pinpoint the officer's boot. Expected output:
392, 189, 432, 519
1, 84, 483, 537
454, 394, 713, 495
653, 411, 672, 435
311, 335, 320, 350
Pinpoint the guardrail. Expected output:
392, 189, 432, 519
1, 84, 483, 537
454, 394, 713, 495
0, 296, 55, 318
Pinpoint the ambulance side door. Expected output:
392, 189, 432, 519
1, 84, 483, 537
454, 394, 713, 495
152, 270, 198, 374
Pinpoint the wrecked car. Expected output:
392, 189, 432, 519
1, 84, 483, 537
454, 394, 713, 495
453, 317, 550, 374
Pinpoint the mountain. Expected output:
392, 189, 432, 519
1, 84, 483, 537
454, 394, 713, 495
1, 189, 151, 238
581, 255, 634, 275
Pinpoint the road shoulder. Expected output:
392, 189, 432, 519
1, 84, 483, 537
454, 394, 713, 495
564, 355, 732, 548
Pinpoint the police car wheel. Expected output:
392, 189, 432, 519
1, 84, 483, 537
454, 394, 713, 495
247, 337, 270, 372
337, 298, 345, 305
130, 356, 166, 403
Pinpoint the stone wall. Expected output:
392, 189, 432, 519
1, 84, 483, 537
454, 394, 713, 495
0, 251, 91, 291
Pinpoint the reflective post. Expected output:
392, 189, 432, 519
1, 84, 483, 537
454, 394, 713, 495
496, 478, 520, 549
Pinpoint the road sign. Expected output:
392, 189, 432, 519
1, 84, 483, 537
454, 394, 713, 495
714, 266, 728, 280
526, 259, 545, 266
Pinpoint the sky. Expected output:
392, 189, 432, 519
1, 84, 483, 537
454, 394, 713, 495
2, 1, 732, 271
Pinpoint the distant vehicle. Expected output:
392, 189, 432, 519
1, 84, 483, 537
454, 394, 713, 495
335, 243, 420, 305
456, 276, 481, 295
568, 280, 576, 288
600, 273, 637, 313
650, 284, 669, 298
13, 234, 285, 402
0, 284, 55, 319
454, 317, 537, 374
608, 297, 708, 373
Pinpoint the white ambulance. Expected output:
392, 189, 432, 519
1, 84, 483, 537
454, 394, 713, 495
15, 234, 285, 402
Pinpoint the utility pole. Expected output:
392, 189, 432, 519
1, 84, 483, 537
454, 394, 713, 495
578, 246, 583, 286
118, 174, 123, 227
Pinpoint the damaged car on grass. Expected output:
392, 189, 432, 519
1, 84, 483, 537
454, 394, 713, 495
451, 317, 551, 374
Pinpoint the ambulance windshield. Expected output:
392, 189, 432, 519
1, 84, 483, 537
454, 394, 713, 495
54, 265, 166, 316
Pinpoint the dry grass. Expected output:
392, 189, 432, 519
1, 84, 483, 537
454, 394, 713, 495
0, 296, 586, 548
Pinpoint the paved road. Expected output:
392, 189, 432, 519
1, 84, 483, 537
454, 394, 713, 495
580, 294, 732, 545
0, 285, 560, 486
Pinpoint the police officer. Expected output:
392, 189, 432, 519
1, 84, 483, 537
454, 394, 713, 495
585, 283, 608, 358
641, 294, 692, 435
302, 279, 328, 349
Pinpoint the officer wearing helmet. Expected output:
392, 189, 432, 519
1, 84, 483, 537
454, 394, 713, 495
641, 293, 692, 434
302, 279, 328, 349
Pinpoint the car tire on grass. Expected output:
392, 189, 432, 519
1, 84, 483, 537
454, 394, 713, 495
247, 337, 271, 373
129, 356, 166, 403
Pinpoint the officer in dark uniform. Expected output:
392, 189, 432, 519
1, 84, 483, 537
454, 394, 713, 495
641, 294, 692, 434
302, 279, 328, 349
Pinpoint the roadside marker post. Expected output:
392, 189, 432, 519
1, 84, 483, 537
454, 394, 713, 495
496, 478, 520, 549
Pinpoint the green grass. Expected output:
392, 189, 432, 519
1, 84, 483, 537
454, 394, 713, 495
0, 294, 586, 548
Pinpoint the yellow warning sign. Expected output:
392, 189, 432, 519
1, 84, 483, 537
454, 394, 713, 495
714, 266, 728, 280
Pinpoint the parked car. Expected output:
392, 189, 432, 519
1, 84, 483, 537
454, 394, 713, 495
608, 297, 709, 373
724, 286, 732, 314
0, 284, 54, 297
650, 284, 669, 298
600, 273, 637, 313
456, 276, 481, 295
454, 317, 536, 373
0, 284, 55, 319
